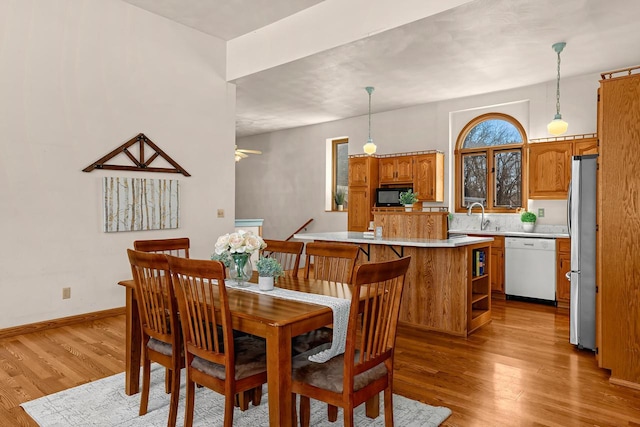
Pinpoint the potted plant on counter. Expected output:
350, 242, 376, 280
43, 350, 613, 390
256, 256, 284, 291
399, 189, 418, 212
334, 189, 345, 211
520, 210, 537, 232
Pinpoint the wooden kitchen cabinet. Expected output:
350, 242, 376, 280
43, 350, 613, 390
347, 156, 378, 231
598, 67, 640, 386
556, 238, 571, 308
379, 156, 413, 184
413, 153, 444, 202
528, 135, 598, 199
528, 141, 572, 199
349, 156, 373, 186
574, 139, 598, 155
489, 236, 505, 295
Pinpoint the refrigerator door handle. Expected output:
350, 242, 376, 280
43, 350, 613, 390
570, 271, 580, 345
567, 179, 572, 237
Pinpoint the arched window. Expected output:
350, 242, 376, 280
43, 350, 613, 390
454, 113, 528, 213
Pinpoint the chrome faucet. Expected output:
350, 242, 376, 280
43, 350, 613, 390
467, 202, 490, 231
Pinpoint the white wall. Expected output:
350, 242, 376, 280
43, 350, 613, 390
236, 72, 600, 238
0, 0, 237, 328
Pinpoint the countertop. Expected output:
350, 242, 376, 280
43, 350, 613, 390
294, 231, 493, 248
448, 229, 569, 239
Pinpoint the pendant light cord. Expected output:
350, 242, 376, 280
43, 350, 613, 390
368, 90, 372, 140
555, 50, 562, 116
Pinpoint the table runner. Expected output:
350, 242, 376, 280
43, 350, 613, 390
224, 279, 350, 363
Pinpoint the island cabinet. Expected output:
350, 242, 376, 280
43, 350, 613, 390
347, 156, 378, 231
556, 238, 571, 308
413, 153, 444, 202
364, 239, 492, 336
379, 156, 413, 184
528, 134, 598, 199
294, 229, 494, 337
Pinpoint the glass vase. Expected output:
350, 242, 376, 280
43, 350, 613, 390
229, 253, 252, 287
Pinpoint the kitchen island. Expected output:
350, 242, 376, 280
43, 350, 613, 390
294, 231, 494, 336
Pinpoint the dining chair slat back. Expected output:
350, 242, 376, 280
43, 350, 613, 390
292, 256, 411, 427
262, 239, 304, 277
166, 255, 267, 427
127, 249, 182, 427
303, 242, 360, 284
134, 237, 190, 258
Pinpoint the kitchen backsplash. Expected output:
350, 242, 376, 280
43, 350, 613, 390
450, 213, 569, 235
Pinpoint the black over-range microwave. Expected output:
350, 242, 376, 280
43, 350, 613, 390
375, 187, 412, 207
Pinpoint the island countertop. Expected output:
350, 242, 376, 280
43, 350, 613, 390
294, 231, 493, 247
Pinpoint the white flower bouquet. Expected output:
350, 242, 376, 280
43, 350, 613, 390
214, 230, 266, 255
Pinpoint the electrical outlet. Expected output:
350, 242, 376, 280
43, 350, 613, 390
538, 208, 545, 218
217, 209, 224, 218
62, 287, 71, 299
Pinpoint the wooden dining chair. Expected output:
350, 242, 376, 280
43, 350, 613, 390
291, 256, 411, 427
133, 237, 189, 395
293, 242, 361, 356
303, 241, 360, 283
166, 255, 268, 427
127, 249, 182, 427
262, 239, 304, 277
134, 237, 190, 258
133, 237, 189, 258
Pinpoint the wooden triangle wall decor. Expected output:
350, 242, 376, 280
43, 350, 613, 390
83, 133, 190, 176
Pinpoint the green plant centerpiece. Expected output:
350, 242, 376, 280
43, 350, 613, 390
334, 189, 345, 210
519, 210, 537, 232
520, 211, 537, 223
256, 256, 283, 291
256, 256, 284, 278
399, 189, 418, 211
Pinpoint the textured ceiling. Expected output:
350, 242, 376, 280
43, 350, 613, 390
121, 0, 640, 137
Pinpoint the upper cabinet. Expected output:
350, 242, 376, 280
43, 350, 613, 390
348, 156, 379, 232
348, 156, 373, 186
528, 134, 598, 199
379, 156, 413, 184
413, 153, 444, 202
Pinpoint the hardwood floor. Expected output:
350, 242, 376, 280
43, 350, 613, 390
1, 299, 639, 426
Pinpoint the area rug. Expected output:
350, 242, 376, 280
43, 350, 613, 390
21, 364, 451, 426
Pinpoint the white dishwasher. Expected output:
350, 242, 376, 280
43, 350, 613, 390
505, 237, 556, 303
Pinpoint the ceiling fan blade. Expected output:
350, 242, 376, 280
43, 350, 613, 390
236, 148, 262, 154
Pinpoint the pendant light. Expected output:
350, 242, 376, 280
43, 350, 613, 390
547, 42, 568, 136
363, 86, 377, 155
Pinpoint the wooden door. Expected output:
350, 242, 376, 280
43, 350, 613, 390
528, 141, 572, 199
348, 157, 369, 186
573, 138, 598, 156
413, 153, 444, 202
599, 71, 640, 384
490, 236, 504, 294
556, 238, 571, 308
379, 158, 396, 183
347, 186, 370, 231
414, 154, 435, 201
395, 156, 413, 182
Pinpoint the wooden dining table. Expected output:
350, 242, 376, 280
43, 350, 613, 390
118, 273, 356, 427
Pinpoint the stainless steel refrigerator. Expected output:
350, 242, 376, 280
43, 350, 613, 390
566, 154, 598, 351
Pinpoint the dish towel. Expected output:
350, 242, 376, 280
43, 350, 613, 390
225, 279, 350, 363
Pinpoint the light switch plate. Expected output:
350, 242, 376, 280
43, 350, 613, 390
217, 209, 224, 218
538, 208, 545, 218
